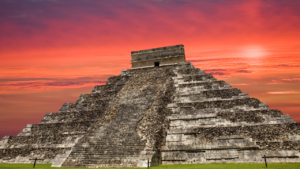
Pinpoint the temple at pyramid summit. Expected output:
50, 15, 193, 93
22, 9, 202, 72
1, 45, 300, 167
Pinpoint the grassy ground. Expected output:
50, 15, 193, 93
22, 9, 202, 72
0, 163, 300, 169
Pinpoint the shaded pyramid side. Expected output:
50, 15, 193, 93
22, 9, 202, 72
0, 73, 131, 164
162, 63, 300, 164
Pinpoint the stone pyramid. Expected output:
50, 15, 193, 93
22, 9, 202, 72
1, 45, 300, 168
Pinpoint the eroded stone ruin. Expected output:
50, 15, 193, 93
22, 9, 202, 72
1, 45, 300, 167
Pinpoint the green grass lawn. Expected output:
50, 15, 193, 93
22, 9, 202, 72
0, 163, 300, 169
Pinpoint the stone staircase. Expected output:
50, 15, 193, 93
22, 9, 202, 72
61, 66, 178, 167
62, 113, 146, 168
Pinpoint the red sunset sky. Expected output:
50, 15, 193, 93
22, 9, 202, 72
0, 0, 300, 140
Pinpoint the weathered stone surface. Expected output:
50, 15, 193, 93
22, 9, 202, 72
194, 124, 300, 143
161, 65, 299, 164
1, 45, 299, 167
131, 45, 186, 69
61, 66, 177, 168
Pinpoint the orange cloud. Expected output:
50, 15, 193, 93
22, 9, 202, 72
282, 78, 300, 81
267, 91, 300, 95
268, 80, 284, 85
231, 83, 250, 86
0, 80, 106, 90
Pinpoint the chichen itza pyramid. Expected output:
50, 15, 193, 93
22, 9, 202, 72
1, 45, 300, 167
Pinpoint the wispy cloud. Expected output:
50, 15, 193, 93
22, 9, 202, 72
203, 68, 253, 77
231, 83, 250, 86
268, 80, 284, 84
186, 58, 229, 63
0, 80, 106, 89
204, 69, 228, 76
267, 91, 300, 94
235, 69, 252, 73
0, 76, 110, 90
267, 78, 300, 84
282, 78, 300, 81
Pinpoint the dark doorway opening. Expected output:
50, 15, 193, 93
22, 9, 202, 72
154, 62, 160, 67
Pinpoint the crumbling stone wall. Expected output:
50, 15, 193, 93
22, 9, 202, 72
217, 110, 284, 123
256, 141, 300, 151
194, 124, 300, 143
183, 74, 214, 82
0, 148, 71, 160
177, 98, 261, 109
179, 80, 226, 88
